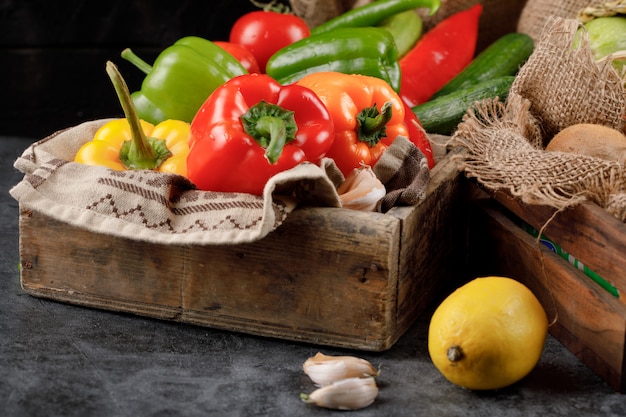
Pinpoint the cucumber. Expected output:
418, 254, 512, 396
430, 32, 533, 100
413, 76, 515, 135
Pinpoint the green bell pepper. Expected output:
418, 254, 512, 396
265, 27, 401, 92
121, 36, 247, 124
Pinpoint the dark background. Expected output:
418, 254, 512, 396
0, 0, 524, 139
0, 0, 290, 138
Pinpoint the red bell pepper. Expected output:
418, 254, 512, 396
399, 3, 483, 107
187, 73, 334, 195
403, 101, 435, 169
213, 41, 261, 74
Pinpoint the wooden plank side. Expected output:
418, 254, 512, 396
389, 147, 470, 336
181, 207, 401, 351
490, 190, 626, 299
19, 204, 402, 351
19, 208, 183, 319
470, 199, 626, 392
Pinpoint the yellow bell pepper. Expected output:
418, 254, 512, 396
75, 118, 190, 176
74, 61, 190, 177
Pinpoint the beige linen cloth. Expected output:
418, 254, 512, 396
10, 120, 429, 246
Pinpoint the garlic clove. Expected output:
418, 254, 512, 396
337, 165, 386, 211
303, 352, 380, 386
300, 376, 379, 410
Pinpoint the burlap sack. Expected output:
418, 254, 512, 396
289, 0, 528, 52
451, 17, 626, 221
10, 120, 430, 245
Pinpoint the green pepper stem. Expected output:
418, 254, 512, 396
257, 116, 288, 164
357, 101, 393, 147
105, 61, 171, 170
120, 48, 153, 75
240, 100, 298, 165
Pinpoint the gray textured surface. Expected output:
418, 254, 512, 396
2, 136, 626, 417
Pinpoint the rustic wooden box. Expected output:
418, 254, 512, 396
469, 188, 626, 392
18, 149, 468, 351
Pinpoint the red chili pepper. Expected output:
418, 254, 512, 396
399, 3, 483, 107
187, 73, 334, 195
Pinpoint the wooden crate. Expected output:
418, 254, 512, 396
18, 149, 468, 351
469, 188, 626, 392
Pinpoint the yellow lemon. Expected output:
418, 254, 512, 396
428, 276, 548, 390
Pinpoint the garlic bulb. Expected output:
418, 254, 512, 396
300, 377, 379, 410
337, 165, 386, 211
303, 352, 379, 386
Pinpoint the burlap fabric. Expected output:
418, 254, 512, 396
10, 120, 430, 245
289, 0, 528, 52
451, 17, 626, 221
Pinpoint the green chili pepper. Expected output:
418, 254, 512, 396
265, 27, 401, 92
378, 9, 423, 58
311, 0, 440, 35
121, 36, 247, 125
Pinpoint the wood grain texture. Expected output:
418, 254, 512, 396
489, 190, 626, 304
181, 207, 401, 349
470, 198, 626, 392
390, 146, 470, 334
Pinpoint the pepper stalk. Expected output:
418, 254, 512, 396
120, 48, 153, 75
240, 100, 298, 164
357, 102, 393, 147
104, 61, 172, 170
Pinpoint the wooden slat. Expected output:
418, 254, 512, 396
19, 206, 401, 351
470, 198, 626, 392
181, 206, 402, 350
390, 146, 470, 333
489, 190, 626, 301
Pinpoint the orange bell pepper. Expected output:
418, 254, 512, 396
296, 71, 433, 176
